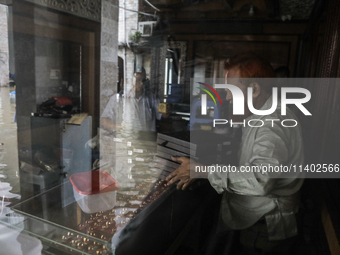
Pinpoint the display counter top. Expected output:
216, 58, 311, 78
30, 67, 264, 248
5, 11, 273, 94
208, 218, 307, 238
0, 131, 170, 254
2, 176, 168, 254
7, 181, 116, 254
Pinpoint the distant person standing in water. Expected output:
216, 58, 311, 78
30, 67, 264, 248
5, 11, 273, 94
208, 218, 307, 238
101, 70, 161, 132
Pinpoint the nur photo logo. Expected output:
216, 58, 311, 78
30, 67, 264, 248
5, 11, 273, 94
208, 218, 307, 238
197, 82, 312, 128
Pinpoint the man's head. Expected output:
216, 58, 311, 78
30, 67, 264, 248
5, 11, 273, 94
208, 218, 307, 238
134, 72, 146, 93
225, 52, 275, 118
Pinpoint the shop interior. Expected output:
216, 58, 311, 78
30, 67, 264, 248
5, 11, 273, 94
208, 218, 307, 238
0, 0, 339, 254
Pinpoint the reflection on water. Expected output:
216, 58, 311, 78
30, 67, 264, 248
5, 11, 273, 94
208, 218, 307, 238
113, 130, 160, 189
51, 124, 166, 253
0, 86, 20, 194
0, 85, 20, 219
0, 87, 43, 253
1, 89, 167, 253
60, 97, 168, 253
101, 94, 163, 191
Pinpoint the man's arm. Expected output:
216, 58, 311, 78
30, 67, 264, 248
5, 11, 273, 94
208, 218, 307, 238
208, 124, 292, 196
100, 95, 120, 131
166, 122, 300, 194
100, 117, 120, 131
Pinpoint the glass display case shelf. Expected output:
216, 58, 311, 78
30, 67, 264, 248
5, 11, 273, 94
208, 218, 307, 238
1, 173, 168, 255
5, 182, 113, 255
0, 212, 100, 255
1, 132, 168, 255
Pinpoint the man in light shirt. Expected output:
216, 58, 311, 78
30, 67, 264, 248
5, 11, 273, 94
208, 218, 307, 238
166, 52, 304, 254
100, 70, 162, 189
101, 71, 161, 132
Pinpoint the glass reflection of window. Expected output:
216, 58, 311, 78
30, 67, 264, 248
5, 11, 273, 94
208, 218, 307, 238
164, 57, 173, 96
165, 48, 181, 97
164, 57, 168, 96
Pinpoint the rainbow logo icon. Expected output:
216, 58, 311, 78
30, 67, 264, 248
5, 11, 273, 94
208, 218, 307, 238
197, 82, 222, 106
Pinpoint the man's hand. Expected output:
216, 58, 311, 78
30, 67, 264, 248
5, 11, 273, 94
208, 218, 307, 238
165, 157, 196, 190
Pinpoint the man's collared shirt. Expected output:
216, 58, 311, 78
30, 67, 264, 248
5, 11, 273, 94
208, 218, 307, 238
102, 92, 161, 132
208, 96, 304, 240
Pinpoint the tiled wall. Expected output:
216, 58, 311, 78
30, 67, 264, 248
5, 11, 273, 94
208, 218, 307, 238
34, 38, 63, 104
101, 0, 119, 112
100, 0, 119, 174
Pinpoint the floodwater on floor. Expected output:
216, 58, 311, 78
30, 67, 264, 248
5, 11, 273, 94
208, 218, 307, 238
0, 86, 20, 196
